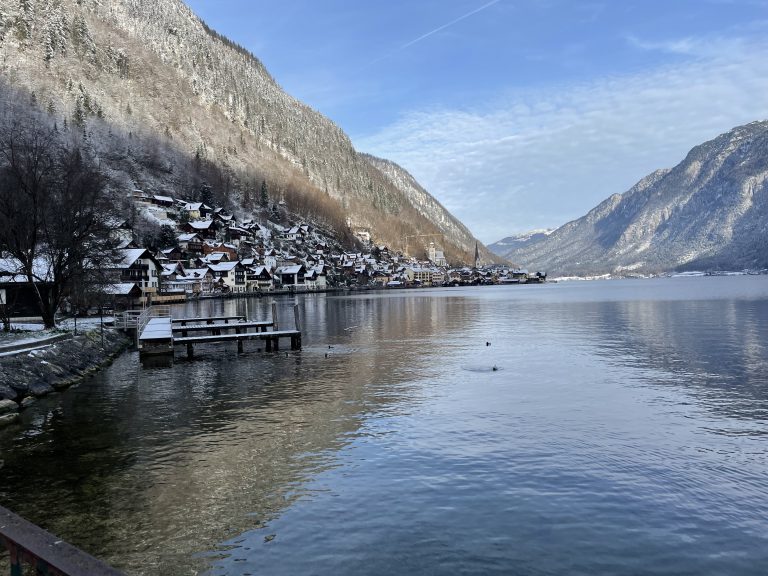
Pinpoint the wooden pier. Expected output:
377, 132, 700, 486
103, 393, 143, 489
136, 303, 301, 359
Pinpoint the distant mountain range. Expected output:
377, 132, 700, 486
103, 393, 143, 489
487, 229, 553, 260
0, 0, 498, 265
494, 121, 768, 276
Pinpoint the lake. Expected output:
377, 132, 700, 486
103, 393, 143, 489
1, 276, 768, 575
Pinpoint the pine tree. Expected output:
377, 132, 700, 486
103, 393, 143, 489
200, 183, 213, 206
73, 98, 85, 128
259, 180, 269, 208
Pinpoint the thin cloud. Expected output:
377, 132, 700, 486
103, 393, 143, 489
356, 38, 768, 243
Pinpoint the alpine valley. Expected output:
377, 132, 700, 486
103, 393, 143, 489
0, 0, 496, 264
493, 121, 768, 276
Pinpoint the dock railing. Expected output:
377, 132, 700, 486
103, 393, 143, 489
112, 310, 142, 331
0, 504, 124, 575
135, 305, 171, 347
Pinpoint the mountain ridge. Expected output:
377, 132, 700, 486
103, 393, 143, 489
498, 121, 768, 276
0, 0, 499, 264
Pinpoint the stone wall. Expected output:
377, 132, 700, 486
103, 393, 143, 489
0, 329, 131, 427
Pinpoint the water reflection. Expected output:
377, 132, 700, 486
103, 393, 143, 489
0, 291, 485, 574
0, 278, 767, 575
556, 295, 768, 425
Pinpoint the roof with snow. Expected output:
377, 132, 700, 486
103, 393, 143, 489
181, 268, 212, 279
115, 248, 152, 269
0, 257, 52, 282
104, 282, 141, 296
208, 262, 241, 272
188, 220, 214, 230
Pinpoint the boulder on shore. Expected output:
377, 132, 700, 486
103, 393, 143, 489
0, 384, 17, 401
0, 398, 19, 415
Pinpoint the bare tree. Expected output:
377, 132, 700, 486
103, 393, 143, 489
0, 116, 118, 328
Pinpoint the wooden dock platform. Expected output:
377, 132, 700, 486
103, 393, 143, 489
136, 303, 301, 358
171, 315, 245, 325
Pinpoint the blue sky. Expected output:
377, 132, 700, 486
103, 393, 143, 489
186, 0, 768, 243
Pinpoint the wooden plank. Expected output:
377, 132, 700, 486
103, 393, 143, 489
171, 321, 272, 333
138, 317, 173, 341
171, 315, 245, 324
0, 505, 124, 575
173, 330, 300, 345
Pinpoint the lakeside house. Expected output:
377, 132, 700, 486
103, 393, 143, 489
208, 261, 247, 293
107, 248, 164, 305
276, 264, 306, 290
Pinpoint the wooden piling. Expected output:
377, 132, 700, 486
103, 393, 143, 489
272, 302, 279, 330
293, 304, 301, 331
186, 342, 194, 359
237, 339, 243, 353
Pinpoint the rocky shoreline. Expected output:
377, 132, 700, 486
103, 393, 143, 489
0, 329, 131, 427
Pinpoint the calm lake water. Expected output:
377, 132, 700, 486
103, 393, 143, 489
2, 276, 768, 575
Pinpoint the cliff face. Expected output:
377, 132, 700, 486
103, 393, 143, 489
0, 0, 492, 263
501, 121, 768, 275
363, 154, 499, 262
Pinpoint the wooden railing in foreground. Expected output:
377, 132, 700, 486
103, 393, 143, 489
0, 505, 124, 575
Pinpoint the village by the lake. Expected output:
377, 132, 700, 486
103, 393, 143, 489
2, 1, 768, 575
1, 189, 544, 325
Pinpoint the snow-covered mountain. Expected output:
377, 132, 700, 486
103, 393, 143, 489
487, 229, 554, 257
0, 0, 494, 264
499, 121, 768, 276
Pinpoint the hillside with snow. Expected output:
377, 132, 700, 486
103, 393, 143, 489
500, 121, 768, 276
0, 0, 495, 264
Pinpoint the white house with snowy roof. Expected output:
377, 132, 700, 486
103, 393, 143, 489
207, 261, 247, 293
109, 248, 163, 294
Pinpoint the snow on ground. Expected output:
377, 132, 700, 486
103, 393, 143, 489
0, 317, 112, 349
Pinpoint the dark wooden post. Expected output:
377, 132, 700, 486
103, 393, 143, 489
293, 303, 301, 331
187, 343, 194, 359
237, 339, 243, 353
266, 337, 272, 352
272, 302, 279, 330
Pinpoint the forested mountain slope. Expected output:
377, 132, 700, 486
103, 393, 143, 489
0, 0, 495, 263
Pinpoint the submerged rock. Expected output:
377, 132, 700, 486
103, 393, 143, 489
0, 412, 18, 428
29, 381, 55, 397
